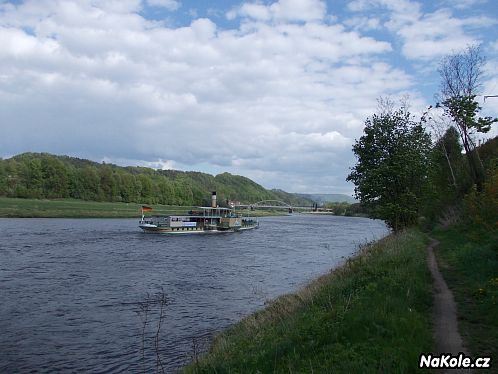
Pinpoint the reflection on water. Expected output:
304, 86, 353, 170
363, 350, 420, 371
0, 215, 388, 372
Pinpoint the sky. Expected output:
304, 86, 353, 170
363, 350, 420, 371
1, 0, 497, 195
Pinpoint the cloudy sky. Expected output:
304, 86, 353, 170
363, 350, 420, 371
1, 0, 497, 194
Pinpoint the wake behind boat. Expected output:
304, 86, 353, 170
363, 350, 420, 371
139, 192, 259, 234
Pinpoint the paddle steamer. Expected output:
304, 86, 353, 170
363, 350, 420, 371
139, 192, 259, 234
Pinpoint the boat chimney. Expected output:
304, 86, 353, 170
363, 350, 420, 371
211, 191, 217, 208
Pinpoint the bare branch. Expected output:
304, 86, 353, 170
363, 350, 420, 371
376, 96, 395, 116
438, 44, 485, 101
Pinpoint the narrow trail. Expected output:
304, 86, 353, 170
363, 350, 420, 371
427, 238, 471, 372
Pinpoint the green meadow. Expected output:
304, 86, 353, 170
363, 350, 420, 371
0, 197, 193, 218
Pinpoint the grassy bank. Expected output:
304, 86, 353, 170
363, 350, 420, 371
432, 226, 498, 360
183, 229, 433, 373
0, 197, 280, 218
0, 197, 194, 218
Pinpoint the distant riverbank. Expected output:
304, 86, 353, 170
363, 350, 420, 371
0, 197, 280, 218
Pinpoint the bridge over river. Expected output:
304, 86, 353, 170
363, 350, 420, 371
233, 200, 316, 213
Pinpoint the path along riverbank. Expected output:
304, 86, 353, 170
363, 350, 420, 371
427, 238, 468, 356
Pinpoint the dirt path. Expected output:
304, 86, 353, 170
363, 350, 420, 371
427, 238, 469, 358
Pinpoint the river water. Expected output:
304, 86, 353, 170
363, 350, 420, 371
0, 215, 388, 373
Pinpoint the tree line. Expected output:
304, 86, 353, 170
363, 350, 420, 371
0, 153, 313, 207
347, 45, 498, 231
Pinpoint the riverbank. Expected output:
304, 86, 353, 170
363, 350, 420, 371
0, 197, 190, 218
182, 225, 498, 372
182, 229, 433, 372
0, 197, 277, 218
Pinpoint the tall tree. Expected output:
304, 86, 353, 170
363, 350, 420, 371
347, 104, 432, 231
438, 45, 497, 189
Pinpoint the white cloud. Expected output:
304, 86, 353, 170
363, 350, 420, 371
348, 0, 496, 61
344, 16, 381, 31
234, 3, 271, 21
0, 0, 442, 194
269, 0, 326, 22
229, 0, 326, 23
393, 9, 482, 60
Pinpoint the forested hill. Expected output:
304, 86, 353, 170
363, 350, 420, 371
0, 153, 314, 207
297, 193, 357, 204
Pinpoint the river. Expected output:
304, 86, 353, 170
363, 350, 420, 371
0, 215, 388, 373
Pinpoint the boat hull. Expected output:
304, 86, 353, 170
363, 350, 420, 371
139, 224, 258, 234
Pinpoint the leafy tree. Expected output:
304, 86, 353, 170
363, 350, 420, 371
464, 166, 498, 230
0, 160, 6, 195
323, 201, 350, 215
80, 166, 101, 200
41, 157, 69, 198
4, 159, 20, 196
344, 202, 369, 217
138, 174, 154, 203
347, 105, 432, 231
117, 172, 135, 202
156, 178, 174, 205
173, 176, 194, 205
97, 165, 121, 201
16, 158, 43, 198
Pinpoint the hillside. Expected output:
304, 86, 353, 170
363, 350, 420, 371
271, 189, 323, 206
0, 153, 314, 207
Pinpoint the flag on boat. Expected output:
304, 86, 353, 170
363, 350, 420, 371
142, 206, 153, 212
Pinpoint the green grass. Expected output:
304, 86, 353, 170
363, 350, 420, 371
0, 197, 194, 218
432, 226, 498, 360
182, 229, 433, 373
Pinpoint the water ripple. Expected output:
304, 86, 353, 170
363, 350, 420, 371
0, 215, 388, 373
